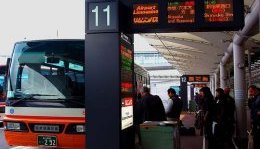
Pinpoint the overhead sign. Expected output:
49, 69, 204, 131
186, 75, 210, 82
120, 0, 244, 33
167, 0, 195, 24
204, 0, 234, 22
133, 3, 159, 24
87, 2, 118, 33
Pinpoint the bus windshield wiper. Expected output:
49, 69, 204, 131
9, 93, 58, 106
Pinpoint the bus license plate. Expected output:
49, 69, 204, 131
38, 136, 57, 147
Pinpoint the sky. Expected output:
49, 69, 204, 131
0, 0, 156, 64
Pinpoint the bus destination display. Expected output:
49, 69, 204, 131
205, 0, 234, 22
133, 3, 159, 24
168, 0, 195, 23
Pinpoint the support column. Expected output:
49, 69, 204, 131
226, 68, 230, 88
214, 72, 219, 90
220, 63, 227, 89
86, 1, 134, 148
211, 76, 215, 95
209, 77, 212, 91
180, 75, 188, 111
191, 85, 194, 101
248, 49, 252, 86
233, 42, 247, 138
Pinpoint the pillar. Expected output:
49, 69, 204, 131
233, 42, 247, 138
248, 48, 252, 86
220, 63, 227, 89
211, 76, 215, 95
214, 72, 219, 90
180, 75, 188, 111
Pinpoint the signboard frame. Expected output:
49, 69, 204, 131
120, 0, 244, 33
120, 33, 134, 130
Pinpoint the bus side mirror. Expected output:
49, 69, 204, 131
3, 58, 11, 95
5, 58, 11, 76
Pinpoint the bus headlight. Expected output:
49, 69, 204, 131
65, 124, 85, 134
7, 122, 20, 130
76, 125, 85, 133
4, 121, 28, 132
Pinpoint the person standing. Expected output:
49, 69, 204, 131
199, 87, 216, 149
194, 92, 203, 110
224, 87, 235, 149
141, 86, 166, 121
213, 88, 229, 149
165, 88, 183, 121
248, 85, 260, 149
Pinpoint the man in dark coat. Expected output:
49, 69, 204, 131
223, 88, 235, 134
140, 86, 166, 121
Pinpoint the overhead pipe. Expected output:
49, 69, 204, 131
216, 0, 259, 88
229, 0, 259, 139
237, 0, 260, 37
220, 62, 227, 89
219, 0, 260, 66
221, 44, 233, 65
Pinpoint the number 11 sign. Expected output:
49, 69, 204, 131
87, 2, 118, 33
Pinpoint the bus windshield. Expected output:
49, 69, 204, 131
8, 40, 85, 108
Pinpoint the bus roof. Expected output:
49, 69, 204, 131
14, 39, 84, 44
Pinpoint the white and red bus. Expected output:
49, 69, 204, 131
4, 39, 150, 148
4, 40, 85, 148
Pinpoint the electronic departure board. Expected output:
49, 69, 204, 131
205, 0, 234, 22
168, 0, 195, 24
133, 4, 159, 24
186, 75, 210, 82
120, 33, 134, 130
119, 0, 244, 33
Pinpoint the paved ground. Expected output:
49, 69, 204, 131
0, 128, 9, 149
0, 128, 39, 149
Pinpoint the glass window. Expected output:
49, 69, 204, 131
9, 40, 85, 108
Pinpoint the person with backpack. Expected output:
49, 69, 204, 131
165, 88, 183, 121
